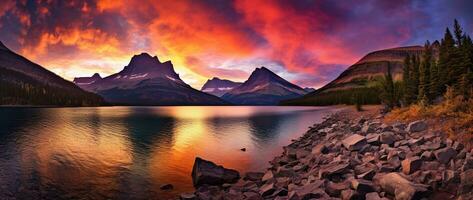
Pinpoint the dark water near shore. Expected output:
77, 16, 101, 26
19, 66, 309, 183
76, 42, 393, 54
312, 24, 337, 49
0, 106, 337, 199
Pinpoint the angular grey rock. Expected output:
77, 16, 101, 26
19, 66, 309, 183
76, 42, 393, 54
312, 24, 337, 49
293, 182, 327, 199
434, 147, 457, 164
420, 151, 434, 161
366, 133, 381, 145
312, 143, 328, 155
276, 167, 296, 178
462, 157, 473, 172
406, 120, 427, 133
408, 137, 424, 146
357, 169, 376, 180
342, 134, 367, 151
325, 181, 349, 197
380, 132, 396, 146
192, 157, 240, 187
402, 156, 422, 175
350, 179, 375, 193
380, 124, 393, 132
262, 170, 275, 182
260, 182, 276, 197
362, 123, 379, 134
244, 172, 265, 182
319, 162, 350, 178
243, 191, 262, 200
376, 173, 430, 200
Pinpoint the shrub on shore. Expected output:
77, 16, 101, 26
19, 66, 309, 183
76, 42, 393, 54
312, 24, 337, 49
386, 87, 473, 146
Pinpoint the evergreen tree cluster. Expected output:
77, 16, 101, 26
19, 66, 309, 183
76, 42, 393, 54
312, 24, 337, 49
382, 20, 473, 109
0, 67, 104, 106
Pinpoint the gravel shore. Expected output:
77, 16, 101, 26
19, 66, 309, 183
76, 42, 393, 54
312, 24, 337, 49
181, 107, 473, 200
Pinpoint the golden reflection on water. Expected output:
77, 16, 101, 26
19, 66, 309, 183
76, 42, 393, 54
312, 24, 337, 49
1, 106, 332, 199
149, 107, 254, 196
18, 108, 133, 198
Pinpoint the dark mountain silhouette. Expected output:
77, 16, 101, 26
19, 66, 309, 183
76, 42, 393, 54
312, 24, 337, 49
201, 77, 242, 97
74, 53, 227, 105
0, 41, 104, 106
222, 67, 307, 105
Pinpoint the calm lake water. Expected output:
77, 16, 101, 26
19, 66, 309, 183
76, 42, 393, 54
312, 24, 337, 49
0, 106, 337, 199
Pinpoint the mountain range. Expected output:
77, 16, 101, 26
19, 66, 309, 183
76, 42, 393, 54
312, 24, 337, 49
74, 53, 227, 105
200, 77, 242, 97
2, 38, 430, 107
221, 67, 308, 105
0, 41, 103, 106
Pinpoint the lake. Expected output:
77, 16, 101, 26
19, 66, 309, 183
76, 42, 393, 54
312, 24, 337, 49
0, 106, 338, 199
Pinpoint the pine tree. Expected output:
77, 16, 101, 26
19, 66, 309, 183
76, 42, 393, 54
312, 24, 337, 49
454, 19, 463, 46
438, 28, 455, 93
411, 55, 420, 101
419, 41, 432, 102
402, 54, 413, 105
379, 62, 397, 110
429, 59, 440, 100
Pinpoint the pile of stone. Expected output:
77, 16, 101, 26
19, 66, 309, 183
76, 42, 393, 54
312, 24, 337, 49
180, 113, 473, 200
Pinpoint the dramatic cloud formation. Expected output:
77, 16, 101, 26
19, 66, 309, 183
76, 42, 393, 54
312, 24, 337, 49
1, 0, 472, 88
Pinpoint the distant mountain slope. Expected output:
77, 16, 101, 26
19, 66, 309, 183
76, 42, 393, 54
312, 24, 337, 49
74, 53, 227, 105
221, 67, 307, 105
0, 41, 103, 106
282, 45, 431, 106
201, 77, 242, 97
73, 73, 102, 86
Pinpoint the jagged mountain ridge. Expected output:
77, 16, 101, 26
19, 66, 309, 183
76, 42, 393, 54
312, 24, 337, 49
222, 67, 307, 105
74, 53, 227, 105
201, 77, 242, 97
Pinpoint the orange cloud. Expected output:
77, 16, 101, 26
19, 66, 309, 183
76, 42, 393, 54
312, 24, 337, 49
0, 0, 443, 88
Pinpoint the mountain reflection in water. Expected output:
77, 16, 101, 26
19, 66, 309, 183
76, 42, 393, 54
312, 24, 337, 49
0, 106, 337, 199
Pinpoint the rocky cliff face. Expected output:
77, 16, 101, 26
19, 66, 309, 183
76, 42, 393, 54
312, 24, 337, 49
74, 53, 227, 105
201, 77, 242, 97
221, 67, 307, 105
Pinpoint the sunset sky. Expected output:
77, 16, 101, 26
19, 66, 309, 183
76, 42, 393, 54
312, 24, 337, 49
1, 0, 472, 89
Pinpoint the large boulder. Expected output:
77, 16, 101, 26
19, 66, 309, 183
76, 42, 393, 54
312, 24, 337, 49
376, 173, 430, 200
406, 120, 427, 133
433, 147, 457, 164
342, 134, 367, 151
192, 157, 240, 187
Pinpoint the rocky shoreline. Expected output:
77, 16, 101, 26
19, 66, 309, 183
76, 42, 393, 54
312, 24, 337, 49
179, 108, 473, 200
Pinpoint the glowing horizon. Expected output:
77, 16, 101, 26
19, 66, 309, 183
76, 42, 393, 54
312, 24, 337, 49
0, 0, 472, 89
